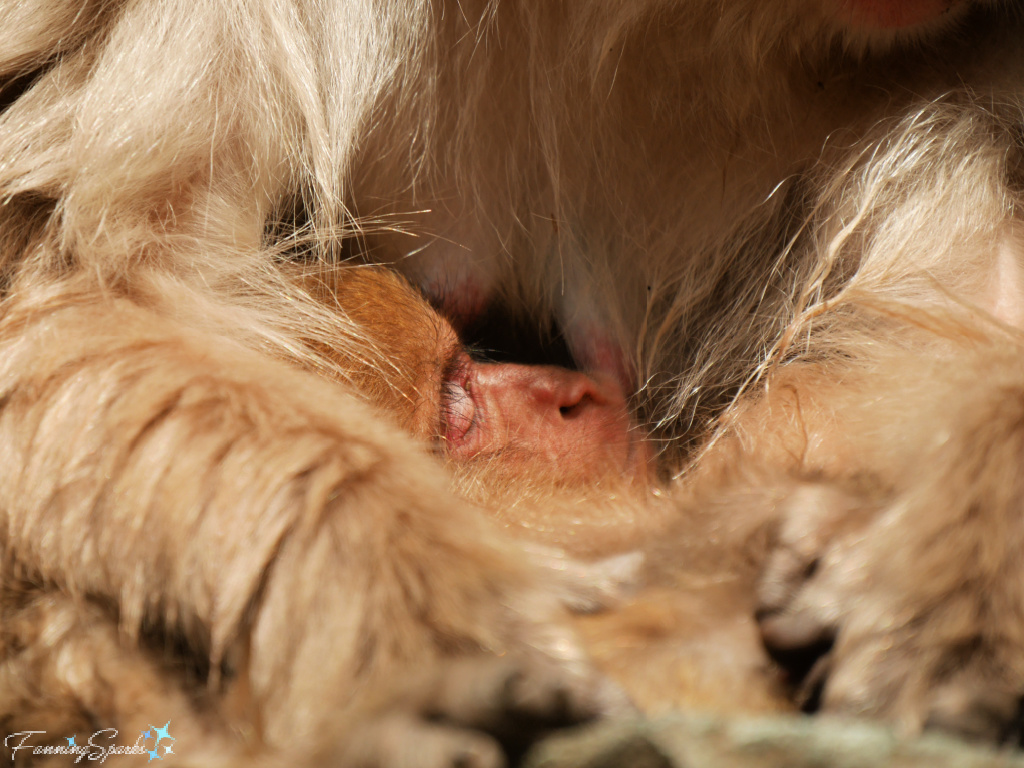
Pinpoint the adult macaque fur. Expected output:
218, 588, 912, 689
591, 99, 1024, 740
4, 0, 1024, 763
0, 263, 750, 764
740, 103, 1024, 742
0, 271, 632, 765
304, 266, 792, 716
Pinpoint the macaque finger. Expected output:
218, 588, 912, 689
334, 654, 628, 767
523, 545, 645, 613
335, 714, 506, 768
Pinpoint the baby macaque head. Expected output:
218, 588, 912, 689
306, 267, 650, 487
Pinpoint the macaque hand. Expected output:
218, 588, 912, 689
334, 653, 632, 768
757, 469, 1024, 744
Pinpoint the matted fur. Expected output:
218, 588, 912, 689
3, 0, 1024, 763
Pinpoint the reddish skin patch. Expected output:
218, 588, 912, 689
840, 0, 964, 28
442, 355, 650, 484
423, 274, 489, 332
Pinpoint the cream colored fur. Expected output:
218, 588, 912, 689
3, 0, 1024, 764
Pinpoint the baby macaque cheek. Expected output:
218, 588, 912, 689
838, 0, 966, 29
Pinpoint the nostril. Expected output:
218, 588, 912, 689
558, 393, 594, 419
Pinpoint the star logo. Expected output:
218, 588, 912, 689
140, 721, 175, 762
150, 723, 174, 744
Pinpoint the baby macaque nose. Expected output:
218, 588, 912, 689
507, 366, 617, 420
471, 362, 643, 481
551, 370, 616, 418
488, 364, 631, 439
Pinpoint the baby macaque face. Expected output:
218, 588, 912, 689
308, 267, 650, 486
435, 327, 650, 485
